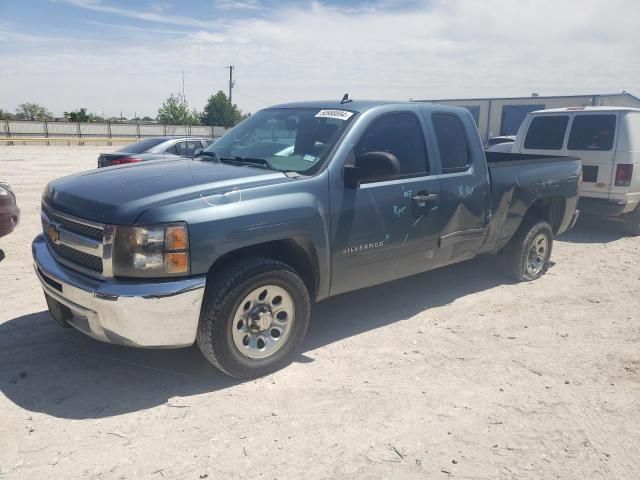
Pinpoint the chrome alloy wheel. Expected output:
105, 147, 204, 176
231, 285, 295, 359
526, 233, 548, 276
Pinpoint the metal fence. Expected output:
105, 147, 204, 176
0, 120, 228, 145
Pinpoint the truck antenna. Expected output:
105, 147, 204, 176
340, 93, 352, 105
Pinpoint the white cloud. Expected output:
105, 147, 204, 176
2, 0, 639, 117
56, 0, 217, 28
0, 24, 72, 43
85, 20, 190, 35
215, 0, 264, 11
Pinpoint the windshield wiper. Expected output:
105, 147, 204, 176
219, 156, 277, 171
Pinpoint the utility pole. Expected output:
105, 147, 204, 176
226, 65, 235, 104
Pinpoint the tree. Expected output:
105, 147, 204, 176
157, 93, 199, 125
15, 103, 52, 121
200, 91, 245, 128
63, 108, 90, 122
190, 109, 202, 126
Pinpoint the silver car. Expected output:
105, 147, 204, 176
97, 136, 214, 168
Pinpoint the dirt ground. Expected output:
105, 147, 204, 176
0, 146, 638, 480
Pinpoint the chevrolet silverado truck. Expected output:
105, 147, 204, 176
33, 100, 581, 378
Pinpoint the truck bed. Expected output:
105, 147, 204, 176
479, 151, 582, 254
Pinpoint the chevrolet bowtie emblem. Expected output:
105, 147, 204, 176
47, 224, 60, 243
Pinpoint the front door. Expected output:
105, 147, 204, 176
329, 111, 441, 296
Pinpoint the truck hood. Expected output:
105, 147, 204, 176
44, 159, 289, 224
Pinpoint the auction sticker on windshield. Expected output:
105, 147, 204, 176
315, 110, 354, 121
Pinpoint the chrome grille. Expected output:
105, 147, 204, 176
42, 205, 103, 240
41, 203, 112, 277
49, 241, 103, 272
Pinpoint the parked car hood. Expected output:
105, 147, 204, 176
44, 159, 288, 224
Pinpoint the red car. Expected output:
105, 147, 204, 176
0, 182, 19, 238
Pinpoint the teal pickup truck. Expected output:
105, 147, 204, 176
33, 100, 581, 378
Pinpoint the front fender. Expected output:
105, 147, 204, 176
137, 176, 331, 298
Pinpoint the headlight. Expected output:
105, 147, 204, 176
113, 222, 190, 277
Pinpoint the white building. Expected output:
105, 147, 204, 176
414, 92, 640, 142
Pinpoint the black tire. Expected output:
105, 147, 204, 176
623, 207, 640, 236
502, 217, 553, 282
196, 257, 311, 379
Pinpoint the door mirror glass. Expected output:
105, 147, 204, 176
344, 151, 400, 188
193, 148, 203, 157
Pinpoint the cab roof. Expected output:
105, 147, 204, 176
267, 99, 467, 115
268, 100, 404, 112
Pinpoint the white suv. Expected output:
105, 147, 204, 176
508, 107, 640, 234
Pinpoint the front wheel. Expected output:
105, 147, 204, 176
502, 217, 553, 282
197, 257, 311, 379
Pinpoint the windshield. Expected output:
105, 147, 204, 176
202, 107, 356, 173
117, 138, 166, 153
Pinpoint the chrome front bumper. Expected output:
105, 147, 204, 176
32, 234, 206, 348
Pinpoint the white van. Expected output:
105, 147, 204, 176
508, 107, 640, 234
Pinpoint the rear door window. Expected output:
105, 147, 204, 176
524, 115, 569, 150
165, 144, 179, 155
568, 114, 616, 151
170, 141, 201, 156
432, 113, 470, 173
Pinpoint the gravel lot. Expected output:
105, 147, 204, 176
1, 146, 639, 480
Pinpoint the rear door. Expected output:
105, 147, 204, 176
428, 111, 491, 265
565, 113, 619, 199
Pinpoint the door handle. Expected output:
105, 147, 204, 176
412, 193, 439, 206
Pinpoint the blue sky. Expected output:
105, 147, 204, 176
1, 0, 638, 118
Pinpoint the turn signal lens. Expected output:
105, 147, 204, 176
165, 252, 189, 274
165, 225, 188, 250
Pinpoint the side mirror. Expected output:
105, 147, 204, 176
193, 148, 203, 158
343, 151, 400, 188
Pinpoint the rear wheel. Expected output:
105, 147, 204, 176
623, 207, 640, 236
196, 257, 311, 379
503, 217, 553, 282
